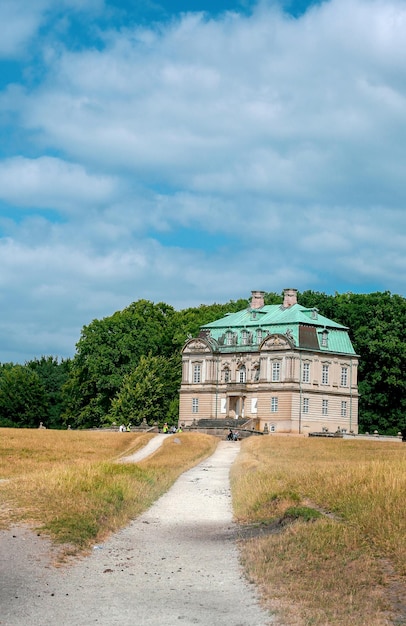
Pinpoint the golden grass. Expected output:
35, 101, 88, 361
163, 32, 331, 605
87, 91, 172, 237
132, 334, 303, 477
231, 436, 406, 626
0, 428, 217, 557
0, 428, 155, 479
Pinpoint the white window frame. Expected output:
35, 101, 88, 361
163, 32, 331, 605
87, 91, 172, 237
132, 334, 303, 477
272, 361, 281, 382
238, 366, 246, 383
340, 367, 348, 387
322, 399, 328, 415
241, 330, 249, 345
271, 397, 278, 412
303, 397, 309, 414
251, 398, 258, 414
226, 331, 233, 346
322, 364, 329, 385
192, 398, 199, 413
256, 329, 263, 344
341, 400, 347, 417
193, 363, 201, 384
302, 362, 310, 383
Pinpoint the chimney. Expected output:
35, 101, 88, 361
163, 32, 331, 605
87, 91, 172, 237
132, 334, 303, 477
251, 290, 265, 309
283, 288, 298, 308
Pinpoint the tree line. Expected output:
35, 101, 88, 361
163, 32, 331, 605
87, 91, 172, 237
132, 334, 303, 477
0, 291, 404, 434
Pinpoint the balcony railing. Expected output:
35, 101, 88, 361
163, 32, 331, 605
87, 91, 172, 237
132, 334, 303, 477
225, 382, 247, 392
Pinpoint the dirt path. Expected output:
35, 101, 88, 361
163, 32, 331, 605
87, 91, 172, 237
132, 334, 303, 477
0, 439, 273, 626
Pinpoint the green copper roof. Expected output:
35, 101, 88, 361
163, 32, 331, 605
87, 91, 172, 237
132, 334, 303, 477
201, 303, 357, 355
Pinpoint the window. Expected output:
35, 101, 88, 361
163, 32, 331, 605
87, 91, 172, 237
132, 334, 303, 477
341, 401, 347, 417
271, 397, 278, 412
303, 398, 309, 414
241, 330, 249, 345
226, 331, 234, 346
193, 364, 201, 383
223, 367, 230, 383
322, 364, 329, 385
192, 398, 199, 413
251, 398, 258, 414
321, 330, 329, 348
322, 399, 328, 415
238, 366, 246, 383
302, 362, 310, 383
272, 361, 281, 382
340, 367, 348, 387
256, 329, 263, 344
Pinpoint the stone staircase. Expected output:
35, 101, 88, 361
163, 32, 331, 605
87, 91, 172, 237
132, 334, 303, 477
185, 418, 263, 439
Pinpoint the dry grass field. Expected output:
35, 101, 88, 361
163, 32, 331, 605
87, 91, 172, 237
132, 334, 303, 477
230, 435, 406, 626
0, 428, 217, 556
2, 428, 405, 625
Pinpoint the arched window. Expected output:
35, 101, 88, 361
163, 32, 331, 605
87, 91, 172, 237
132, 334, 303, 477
256, 329, 263, 344
238, 365, 246, 383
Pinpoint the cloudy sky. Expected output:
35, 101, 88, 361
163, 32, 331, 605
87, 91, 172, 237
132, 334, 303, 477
0, 0, 405, 363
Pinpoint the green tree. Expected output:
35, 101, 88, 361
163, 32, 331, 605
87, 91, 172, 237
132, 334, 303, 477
108, 354, 181, 427
172, 298, 249, 350
63, 300, 176, 428
27, 356, 71, 429
0, 365, 48, 428
298, 290, 406, 433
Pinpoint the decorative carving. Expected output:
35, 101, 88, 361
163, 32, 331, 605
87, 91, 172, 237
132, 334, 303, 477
185, 339, 211, 353
261, 334, 290, 350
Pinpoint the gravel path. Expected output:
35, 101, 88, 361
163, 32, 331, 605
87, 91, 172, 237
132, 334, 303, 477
0, 439, 273, 626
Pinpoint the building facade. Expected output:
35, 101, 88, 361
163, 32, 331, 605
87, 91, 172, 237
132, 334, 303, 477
179, 289, 359, 434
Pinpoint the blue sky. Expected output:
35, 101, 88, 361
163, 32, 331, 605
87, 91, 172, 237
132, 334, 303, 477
0, 0, 405, 363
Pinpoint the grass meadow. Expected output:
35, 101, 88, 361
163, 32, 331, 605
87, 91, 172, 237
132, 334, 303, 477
1, 429, 405, 625
0, 428, 217, 557
230, 435, 406, 626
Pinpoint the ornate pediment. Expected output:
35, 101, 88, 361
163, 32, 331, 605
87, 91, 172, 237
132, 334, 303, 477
183, 338, 212, 354
261, 334, 292, 351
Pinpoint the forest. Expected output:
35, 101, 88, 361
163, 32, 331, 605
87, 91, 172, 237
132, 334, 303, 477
0, 290, 404, 435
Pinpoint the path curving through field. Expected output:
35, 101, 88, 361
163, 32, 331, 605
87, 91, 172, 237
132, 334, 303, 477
0, 438, 273, 626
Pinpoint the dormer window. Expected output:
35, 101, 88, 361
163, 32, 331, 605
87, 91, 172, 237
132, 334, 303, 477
226, 331, 234, 346
321, 330, 329, 348
241, 330, 249, 345
256, 329, 263, 344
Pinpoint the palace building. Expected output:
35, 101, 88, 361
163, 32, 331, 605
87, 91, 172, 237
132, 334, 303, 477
179, 289, 359, 434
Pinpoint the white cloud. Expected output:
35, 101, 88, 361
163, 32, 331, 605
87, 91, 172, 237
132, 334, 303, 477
0, 156, 118, 213
0, 0, 47, 57
0, 0, 405, 361
0, 0, 105, 58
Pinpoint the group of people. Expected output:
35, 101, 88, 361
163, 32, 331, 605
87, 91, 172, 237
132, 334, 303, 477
119, 423, 131, 432
162, 423, 182, 434
227, 429, 239, 441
